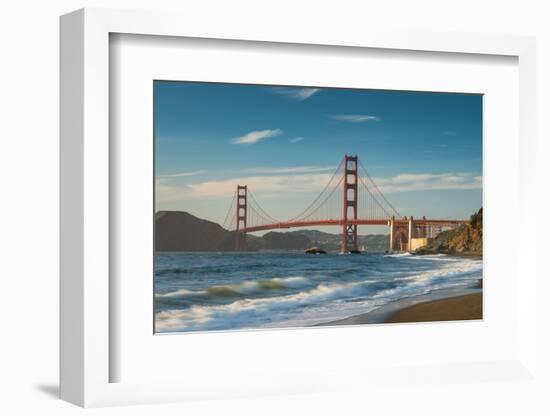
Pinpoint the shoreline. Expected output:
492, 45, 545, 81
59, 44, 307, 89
412, 251, 482, 260
315, 285, 482, 326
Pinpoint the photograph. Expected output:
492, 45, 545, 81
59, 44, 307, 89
153, 81, 483, 333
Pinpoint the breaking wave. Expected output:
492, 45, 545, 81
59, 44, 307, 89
156, 276, 311, 299
155, 255, 482, 333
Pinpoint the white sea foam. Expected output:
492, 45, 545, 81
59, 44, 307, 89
156, 276, 311, 299
156, 256, 481, 332
156, 288, 203, 298
385, 252, 412, 258
155, 254, 483, 332
156, 280, 370, 332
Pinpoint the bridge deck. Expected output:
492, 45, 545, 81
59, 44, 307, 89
240, 218, 466, 233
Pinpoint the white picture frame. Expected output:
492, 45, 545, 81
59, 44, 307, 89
60, 8, 538, 408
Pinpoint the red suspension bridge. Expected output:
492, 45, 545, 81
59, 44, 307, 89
221, 155, 467, 253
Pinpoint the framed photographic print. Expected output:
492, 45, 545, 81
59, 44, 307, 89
153, 81, 483, 334
60, 8, 538, 408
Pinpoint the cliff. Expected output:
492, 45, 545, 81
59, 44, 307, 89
416, 208, 482, 255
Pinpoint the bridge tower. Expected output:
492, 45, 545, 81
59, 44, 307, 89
407, 216, 414, 252
235, 185, 247, 251
389, 217, 412, 252
342, 155, 359, 253
389, 216, 395, 252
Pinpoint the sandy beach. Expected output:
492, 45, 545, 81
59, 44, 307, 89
316, 286, 482, 326
386, 293, 482, 323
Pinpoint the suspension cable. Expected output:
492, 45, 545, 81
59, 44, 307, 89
221, 190, 237, 229
224, 156, 401, 227
287, 157, 345, 222
248, 190, 280, 223
248, 204, 276, 226
358, 159, 401, 217
359, 176, 392, 219
299, 175, 344, 220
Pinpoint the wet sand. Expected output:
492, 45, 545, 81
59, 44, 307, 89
315, 286, 482, 326
386, 293, 482, 323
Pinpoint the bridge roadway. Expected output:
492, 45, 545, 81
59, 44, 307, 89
240, 218, 467, 233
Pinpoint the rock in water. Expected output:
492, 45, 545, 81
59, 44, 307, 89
305, 247, 327, 254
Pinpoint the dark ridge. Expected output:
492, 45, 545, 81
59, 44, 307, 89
155, 211, 390, 252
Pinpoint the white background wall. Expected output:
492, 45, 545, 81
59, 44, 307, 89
0, 1, 548, 415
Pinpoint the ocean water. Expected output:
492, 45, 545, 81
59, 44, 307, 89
154, 251, 482, 333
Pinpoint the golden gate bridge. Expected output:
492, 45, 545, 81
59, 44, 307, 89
221, 155, 466, 253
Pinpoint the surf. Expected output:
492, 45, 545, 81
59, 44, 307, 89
156, 276, 311, 300
155, 252, 482, 332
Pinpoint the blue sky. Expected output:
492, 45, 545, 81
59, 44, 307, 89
155, 81, 482, 234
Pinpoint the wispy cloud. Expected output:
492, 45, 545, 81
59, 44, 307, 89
373, 172, 481, 193
231, 129, 282, 145
156, 171, 481, 204
245, 166, 335, 175
270, 87, 320, 101
158, 170, 206, 178
331, 114, 380, 123
156, 173, 333, 203
444, 131, 458, 137
187, 174, 332, 198
289, 137, 304, 144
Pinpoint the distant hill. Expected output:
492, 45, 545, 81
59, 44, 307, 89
155, 211, 323, 252
155, 211, 389, 252
261, 231, 311, 250
416, 208, 482, 255
288, 230, 389, 252
155, 211, 236, 251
